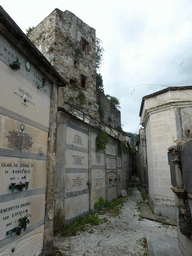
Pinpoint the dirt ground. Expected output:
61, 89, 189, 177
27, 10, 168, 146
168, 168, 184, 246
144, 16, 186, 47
54, 185, 177, 256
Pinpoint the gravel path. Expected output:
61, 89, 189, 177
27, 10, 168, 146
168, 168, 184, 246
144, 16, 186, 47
54, 187, 177, 256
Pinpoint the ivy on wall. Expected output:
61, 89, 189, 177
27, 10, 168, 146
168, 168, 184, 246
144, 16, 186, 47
96, 130, 109, 152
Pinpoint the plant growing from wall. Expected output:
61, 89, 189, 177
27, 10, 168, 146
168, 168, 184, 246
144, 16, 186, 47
96, 73, 104, 93
96, 130, 109, 152
95, 38, 104, 70
115, 126, 126, 135
106, 95, 120, 109
26, 26, 34, 36
120, 141, 127, 155
76, 90, 86, 105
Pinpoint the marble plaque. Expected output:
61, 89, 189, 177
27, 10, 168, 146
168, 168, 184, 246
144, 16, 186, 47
91, 189, 105, 209
106, 143, 116, 156
0, 115, 48, 155
65, 173, 88, 192
0, 157, 46, 194
66, 149, 88, 169
91, 151, 105, 167
66, 126, 88, 150
106, 156, 116, 169
0, 225, 44, 256
108, 186, 117, 202
0, 61, 51, 128
0, 194, 45, 241
91, 169, 105, 191
65, 193, 89, 221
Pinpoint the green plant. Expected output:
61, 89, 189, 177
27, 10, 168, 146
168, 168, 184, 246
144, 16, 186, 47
26, 26, 34, 36
76, 90, 86, 105
96, 130, 109, 152
96, 73, 104, 93
48, 46, 54, 53
95, 38, 104, 70
106, 95, 120, 109
18, 212, 30, 230
57, 212, 101, 237
120, 141, 127, 154
115, 126, 126, 135
68, 96, 74, 102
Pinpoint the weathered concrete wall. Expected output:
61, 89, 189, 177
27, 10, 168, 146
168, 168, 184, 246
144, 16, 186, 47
54, 110, 131, 228
29, 8, 100, 122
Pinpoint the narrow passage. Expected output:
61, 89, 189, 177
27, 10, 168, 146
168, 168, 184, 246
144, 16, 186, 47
54, 179, 177, 256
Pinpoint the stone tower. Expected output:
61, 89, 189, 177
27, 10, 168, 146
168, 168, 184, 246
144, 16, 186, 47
29, 8, 100, 123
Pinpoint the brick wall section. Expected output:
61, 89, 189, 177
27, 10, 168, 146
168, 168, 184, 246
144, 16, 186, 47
29, 8, 100, 121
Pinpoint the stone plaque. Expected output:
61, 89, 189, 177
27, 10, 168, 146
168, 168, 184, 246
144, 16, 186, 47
0, 194, 45, 241
91, 151, 105, 167
65, 173, 88, 192
91, 169, 105, 191
66, 149, 88, 169
66, 127, 88, 150
106, 156, 116, 169
0, 115, 48, 155
108, 186, 117, 202
106, 143, 116, 156
65, 193, 89, 221
0, 62, 50, 129
91, 189, 105, 209
0, 157, 46, 195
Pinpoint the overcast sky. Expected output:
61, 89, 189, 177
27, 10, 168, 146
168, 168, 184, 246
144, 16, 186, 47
1, 0, 192, 133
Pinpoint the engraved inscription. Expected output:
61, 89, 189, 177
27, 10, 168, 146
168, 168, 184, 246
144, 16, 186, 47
6, 130, 33, 151
14, 87, 35, 107
1, 162, 32, 193
73, 135, 83, 145
72, 177, 84, 187
0, 200, 31, 240
72, 155, 84, 165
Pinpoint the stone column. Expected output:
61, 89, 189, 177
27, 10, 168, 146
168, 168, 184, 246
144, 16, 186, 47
42, 84, 58, 256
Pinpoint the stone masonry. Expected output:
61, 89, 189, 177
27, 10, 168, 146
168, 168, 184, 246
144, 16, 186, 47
29, 9, 100, 123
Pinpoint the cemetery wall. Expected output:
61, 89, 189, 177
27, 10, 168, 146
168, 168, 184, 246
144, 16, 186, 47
54, 110, 131, 228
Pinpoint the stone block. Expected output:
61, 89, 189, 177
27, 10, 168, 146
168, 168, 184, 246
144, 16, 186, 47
66, 126, 88, 150
65, 193, 89, 221
66, 149, 88, 169
0, 157, 46, 195
106, 156, 116, 169
0, 225, 44, 256
91, 151, 105, 167
65, 173, 88, 192
0, 60, 50, 128
91, 188, 105, 209
0, 194, 45, 241
91, 169, 105, 191
108, 186, 117, 202
0, 115, 48, 155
